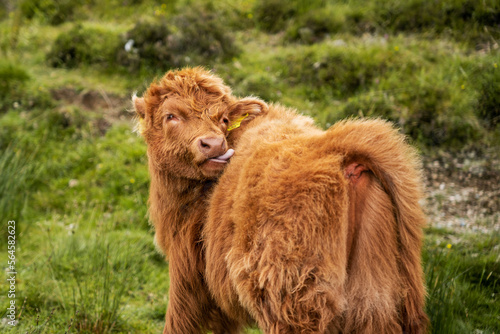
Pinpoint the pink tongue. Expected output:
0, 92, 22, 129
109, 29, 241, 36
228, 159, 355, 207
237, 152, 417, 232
214, 149, 235, 161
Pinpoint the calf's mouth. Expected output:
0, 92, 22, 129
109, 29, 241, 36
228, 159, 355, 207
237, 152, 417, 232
199, 148, 235, 177
208, 148, 235, 164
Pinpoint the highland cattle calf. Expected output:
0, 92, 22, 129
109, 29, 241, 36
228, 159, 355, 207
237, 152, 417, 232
134, 67, 428, 334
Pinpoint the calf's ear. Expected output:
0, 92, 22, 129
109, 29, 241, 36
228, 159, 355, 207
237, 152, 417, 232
133, 95, 147, 119
227, 97, 268, 131
133, 95, 150, 136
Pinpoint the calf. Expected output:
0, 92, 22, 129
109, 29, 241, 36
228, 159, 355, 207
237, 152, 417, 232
134, 67, 428, 333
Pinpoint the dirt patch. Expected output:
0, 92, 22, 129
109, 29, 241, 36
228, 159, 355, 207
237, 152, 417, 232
422, 148, 500, 233
51, 87, 132, 120
50, 87, 133, 135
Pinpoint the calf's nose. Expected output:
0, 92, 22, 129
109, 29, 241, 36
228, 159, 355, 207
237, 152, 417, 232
198, 137, 227, 158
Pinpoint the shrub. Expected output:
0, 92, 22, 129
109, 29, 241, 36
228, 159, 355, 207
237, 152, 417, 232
341, 93, 401, 121
280, 45, 390, 99
253, 0, 297, 33
0, 60, 51, 111
47, 24, 121, 68
172, 6, 240, 62
274, 40, 492, 147
285, 4, 377, 44
0, 60, 29, 111
476, 64, 500, 128
312, 53, 375, 96
263, 0, 499, 45
231, 71, 281, 102
0, 1, 6, 20
285, 5, 351, 44
20, 0, 83, 25
253, 0, 331, 33
118, 6, 239, 71
373, 0, 500, 45
340, 71, 484, 147
117, 19, 175, 71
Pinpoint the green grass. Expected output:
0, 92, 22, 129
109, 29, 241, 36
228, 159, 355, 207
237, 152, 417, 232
0, 105, 166, 333
0, 0, 499, 332
424, 231, 499, 333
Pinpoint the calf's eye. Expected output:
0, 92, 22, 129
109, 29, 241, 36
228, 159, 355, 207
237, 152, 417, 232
165, 114, 178, 121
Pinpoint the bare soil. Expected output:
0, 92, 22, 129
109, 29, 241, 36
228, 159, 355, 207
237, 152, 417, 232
423, 148, 500, 233
50, 87, 132, 134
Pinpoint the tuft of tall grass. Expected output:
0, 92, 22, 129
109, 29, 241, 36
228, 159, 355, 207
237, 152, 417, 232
423, 232, 500, 333
424, 243, 466, 333
0, 146, 37, 229
14, 218, 156, 333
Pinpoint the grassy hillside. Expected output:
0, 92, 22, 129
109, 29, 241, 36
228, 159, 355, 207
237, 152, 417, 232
0, 0, 498, 333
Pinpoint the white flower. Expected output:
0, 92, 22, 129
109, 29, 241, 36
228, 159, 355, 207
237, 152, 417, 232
125, 39, 135, 52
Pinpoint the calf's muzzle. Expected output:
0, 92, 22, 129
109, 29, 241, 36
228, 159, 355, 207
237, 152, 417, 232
198, 137, 227, 159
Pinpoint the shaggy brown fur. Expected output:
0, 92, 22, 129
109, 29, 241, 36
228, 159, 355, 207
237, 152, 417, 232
134, 67, 429, 333
133, 68, 246, 333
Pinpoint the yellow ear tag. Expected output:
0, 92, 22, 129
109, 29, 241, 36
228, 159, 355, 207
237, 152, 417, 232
227, 113, 249, 131
136, 116, 145, 135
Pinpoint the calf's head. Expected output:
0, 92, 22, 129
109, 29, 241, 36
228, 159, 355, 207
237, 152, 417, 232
134, 67, 239, 180
134, 67, 269, 180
